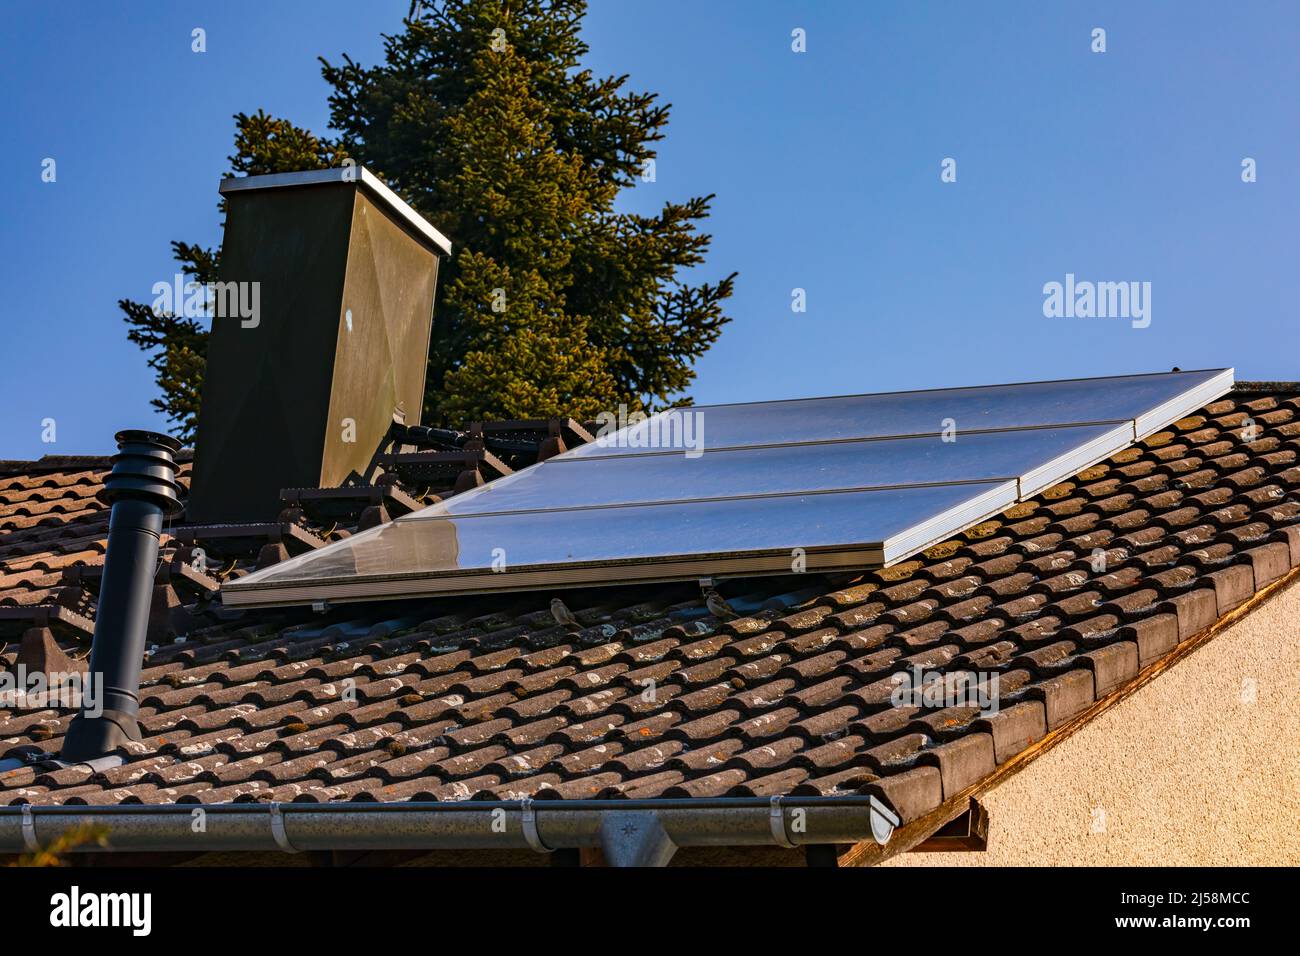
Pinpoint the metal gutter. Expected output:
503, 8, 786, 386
0, 795, 899, 866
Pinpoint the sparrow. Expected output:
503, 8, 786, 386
550, 597, 582, 633
704, 589, 739, 621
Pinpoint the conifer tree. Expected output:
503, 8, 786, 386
123, 0, 734, 441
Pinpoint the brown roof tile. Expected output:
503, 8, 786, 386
1, 390, 1298, 815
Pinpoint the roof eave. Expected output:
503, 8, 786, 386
0, 794, 899, 865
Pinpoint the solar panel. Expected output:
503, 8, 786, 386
221, 368, 1234, 608
565, 369, 1230, 456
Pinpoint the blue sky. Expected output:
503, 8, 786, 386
2, 1, 1296, 459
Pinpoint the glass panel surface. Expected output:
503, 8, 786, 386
242, 481, 1012, 585
415, 423, 1117, 516
567, 369, 1228, 457
222, 368, 1232, 604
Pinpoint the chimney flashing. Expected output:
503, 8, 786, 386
218, 166, 453, 257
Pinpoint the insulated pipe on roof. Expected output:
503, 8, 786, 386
61, 431, 183, 763
0, 797, 900, 864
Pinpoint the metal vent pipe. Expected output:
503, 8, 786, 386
61, 430, 183, 762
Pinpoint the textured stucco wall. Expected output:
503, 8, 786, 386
887, 580, 1300, 867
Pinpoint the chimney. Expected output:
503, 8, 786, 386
185, 167, 452, 524
62, 431, 183, 761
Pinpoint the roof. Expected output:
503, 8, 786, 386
0, 454, 192, 612
1, 387, 1298, 830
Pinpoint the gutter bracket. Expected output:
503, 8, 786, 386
520, 797, 550, 853
769, 796, 795, 848
268, 802, 299, 854
21, 804, 39, 853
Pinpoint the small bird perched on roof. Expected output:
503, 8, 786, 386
550, 597, 582, 633
704, 589, 739, 621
